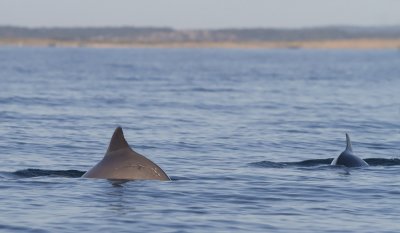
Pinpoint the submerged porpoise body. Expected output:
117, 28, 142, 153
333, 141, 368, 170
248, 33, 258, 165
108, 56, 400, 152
331, 133, 369, 167
82, 127, 170, 180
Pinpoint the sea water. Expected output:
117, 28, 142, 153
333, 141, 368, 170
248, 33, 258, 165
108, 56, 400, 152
0, 47, 400, 232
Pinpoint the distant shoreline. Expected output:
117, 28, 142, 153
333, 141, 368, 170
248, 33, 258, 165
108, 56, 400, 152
1, 38, 400, 49
2, 25, 400, 49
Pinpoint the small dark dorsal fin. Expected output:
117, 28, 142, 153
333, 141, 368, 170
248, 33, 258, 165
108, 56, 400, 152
107, 126, 130, 153
345, 133, 353, 152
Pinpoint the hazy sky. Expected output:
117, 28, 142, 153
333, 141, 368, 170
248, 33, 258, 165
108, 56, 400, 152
1, 0, 400, 29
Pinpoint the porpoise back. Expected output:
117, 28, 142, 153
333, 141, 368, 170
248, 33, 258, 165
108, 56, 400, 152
82, 127, 170, 180
331, 133, 368, 167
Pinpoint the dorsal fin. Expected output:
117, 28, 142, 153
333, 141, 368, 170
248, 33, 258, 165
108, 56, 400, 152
345, 133, 353, 151
107, 126, 130, 153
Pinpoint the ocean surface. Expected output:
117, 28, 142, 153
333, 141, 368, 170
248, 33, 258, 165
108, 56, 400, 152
0, 47, 400, 233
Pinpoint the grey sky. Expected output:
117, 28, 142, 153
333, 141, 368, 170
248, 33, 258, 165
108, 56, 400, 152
1, 0, 399, 29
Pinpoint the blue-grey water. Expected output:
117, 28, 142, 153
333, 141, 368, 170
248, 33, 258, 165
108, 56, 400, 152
0, 47, 400, 232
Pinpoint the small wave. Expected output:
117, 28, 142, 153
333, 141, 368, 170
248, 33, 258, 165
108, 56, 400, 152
190, 87, 236, 93
250, 158, 400, 168
12, 169, 85, 178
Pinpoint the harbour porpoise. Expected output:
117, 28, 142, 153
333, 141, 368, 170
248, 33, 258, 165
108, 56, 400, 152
82, 127, 170, 180
331, 133, 369, 167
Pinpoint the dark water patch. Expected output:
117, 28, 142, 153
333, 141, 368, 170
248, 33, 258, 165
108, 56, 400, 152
250, 158, 400, 168
364, 158, 400, 166
13, 169, 85, 178
249, 161, 286, 168
291, 158, 334, 166
250, 158, 333, 168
